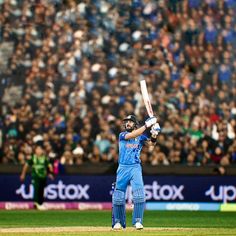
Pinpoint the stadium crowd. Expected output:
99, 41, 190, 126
0, 0, 235, 167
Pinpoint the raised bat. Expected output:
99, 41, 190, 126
140, 79, 154, 117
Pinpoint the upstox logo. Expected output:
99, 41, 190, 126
145, 181, 184, 201
126, 181, 185, 203
16, 180, 90, 200
205, 185, 236, 203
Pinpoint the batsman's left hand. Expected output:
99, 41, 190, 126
145, 117, 157, 128
150, 123, 161, 136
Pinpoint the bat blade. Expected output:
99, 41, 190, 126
140, 80, 154, 117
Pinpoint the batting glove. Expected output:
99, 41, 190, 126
150, 123, 161, 136
145, 117, 157, 128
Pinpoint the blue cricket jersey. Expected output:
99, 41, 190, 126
118, 131, 148, 165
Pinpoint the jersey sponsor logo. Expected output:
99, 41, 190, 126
126, 143, 139, 148
16, 180, 90, 200
205, 185, 236, 203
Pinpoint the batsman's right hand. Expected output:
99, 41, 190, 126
151, 123, 161, 136
145, 116, 157, 128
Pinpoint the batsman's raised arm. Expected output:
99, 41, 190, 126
125, 125, 146, 140
124, 116, 157, 140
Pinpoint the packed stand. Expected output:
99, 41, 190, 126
0, 0, 235, 168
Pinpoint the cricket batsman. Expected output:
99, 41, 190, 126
112, 115, 160, 230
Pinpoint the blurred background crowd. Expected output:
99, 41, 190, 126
0, 0, 235, 167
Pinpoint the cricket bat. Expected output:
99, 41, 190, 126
140, 79, 154, 117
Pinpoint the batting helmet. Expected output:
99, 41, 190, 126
123, 115, 139, 126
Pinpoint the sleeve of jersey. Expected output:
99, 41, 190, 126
119, 132, 128, 141
143, 127, 151, 138
140, 134, 149, 144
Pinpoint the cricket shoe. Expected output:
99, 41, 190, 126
113, 222, 122, 230
36, 204, 47, 211
135, 222, 143, 230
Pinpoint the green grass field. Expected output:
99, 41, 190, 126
0, 210, 236, 236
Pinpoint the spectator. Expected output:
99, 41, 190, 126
0, 0, 235, 167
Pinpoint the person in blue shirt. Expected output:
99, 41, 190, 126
112, 115, 160, 230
